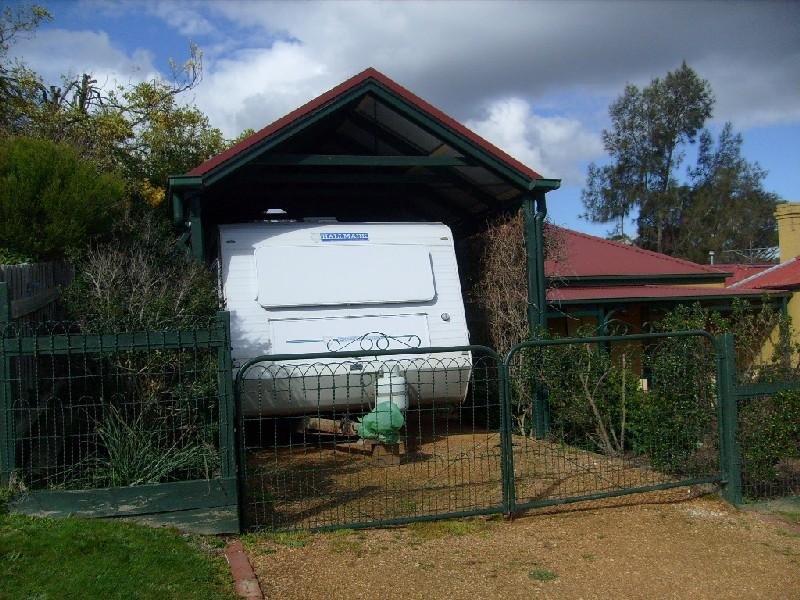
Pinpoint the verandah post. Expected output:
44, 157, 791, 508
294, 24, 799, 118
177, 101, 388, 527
189, 194, 205, 262
523, 191, 550, 438
498, 357, 516, 515
216, 310, 241, 531
716, 332, 743, 505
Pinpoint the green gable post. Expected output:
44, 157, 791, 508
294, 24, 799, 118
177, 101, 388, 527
524, 189, 550, 438
172, 190, 184, 228
168, 176, 203, 259
188, 194, 205, 262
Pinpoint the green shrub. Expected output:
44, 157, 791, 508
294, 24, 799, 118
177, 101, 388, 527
739, 390, 800, 490
0, 486, 12, 514
639, 335, 717, 474
523, 336, 645, 457
650, 301, 798, 485
78, 403, 218, 488
0, 247, 32, 264
0, 136, 123, 260
60, 206, 221, 490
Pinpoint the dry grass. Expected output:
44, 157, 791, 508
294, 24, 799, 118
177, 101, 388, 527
244, 494, 800, 600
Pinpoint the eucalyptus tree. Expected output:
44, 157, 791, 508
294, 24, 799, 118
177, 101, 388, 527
583, 62, 714, 253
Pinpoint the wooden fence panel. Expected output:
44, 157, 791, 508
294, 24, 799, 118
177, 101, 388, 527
0, 261, 73, 322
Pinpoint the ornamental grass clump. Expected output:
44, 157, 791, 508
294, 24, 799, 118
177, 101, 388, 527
84, 404, 218, 488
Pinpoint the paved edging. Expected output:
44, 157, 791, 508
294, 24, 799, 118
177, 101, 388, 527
225, 539, 264, 599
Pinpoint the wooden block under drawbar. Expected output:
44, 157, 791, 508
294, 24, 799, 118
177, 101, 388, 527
335, 442, 372, 456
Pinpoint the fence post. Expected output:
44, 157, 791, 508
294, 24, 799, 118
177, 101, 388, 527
716, 332, 743, 505
498, 359, 516, 515
533, 387, 549, 439
216, 311, 237, 483
0, 282, 15, 486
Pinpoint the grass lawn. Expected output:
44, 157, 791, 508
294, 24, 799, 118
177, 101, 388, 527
0, 510, 234, 600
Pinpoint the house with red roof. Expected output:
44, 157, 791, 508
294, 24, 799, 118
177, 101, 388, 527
545, 225, 788, 336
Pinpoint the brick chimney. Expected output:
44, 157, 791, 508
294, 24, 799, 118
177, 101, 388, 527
775, 203, 800, 263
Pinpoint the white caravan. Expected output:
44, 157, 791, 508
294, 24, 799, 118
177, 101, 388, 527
219, 221, 472, 416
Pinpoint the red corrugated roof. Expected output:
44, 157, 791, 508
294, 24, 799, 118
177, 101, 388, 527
548, 285, 774, 303
730, 257, 800, 290
546, 226, 726, 279
722, 263, 773, 286
186, 67, 543, 181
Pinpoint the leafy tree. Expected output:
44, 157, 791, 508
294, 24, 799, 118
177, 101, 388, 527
228, 127, 256, 147
584, 63, 781, 261
0, 4, 52, 133
677, 123, 778, 263
0, 136, 123, 260
583, 63, 714, 252
120, 81, 226, 189
0, 8, 224, 199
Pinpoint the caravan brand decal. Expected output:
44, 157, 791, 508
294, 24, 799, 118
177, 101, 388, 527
320, 232, 369, 241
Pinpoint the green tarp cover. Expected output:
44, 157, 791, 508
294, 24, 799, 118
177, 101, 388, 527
358, 401, 405, 444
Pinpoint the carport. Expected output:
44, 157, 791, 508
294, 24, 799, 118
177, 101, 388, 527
168, 67, 560, 333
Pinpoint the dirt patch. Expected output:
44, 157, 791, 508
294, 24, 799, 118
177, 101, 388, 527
243, 431, 703, 530
244, 494, 800, 600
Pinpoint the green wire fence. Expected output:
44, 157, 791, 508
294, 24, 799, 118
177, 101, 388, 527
0, 309, 238, 532
2, 305, 797, 533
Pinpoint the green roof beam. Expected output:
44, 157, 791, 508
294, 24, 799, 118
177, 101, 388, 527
530, 178, 561, 191
235, 172, 447, 185
201, 88, 376, 186
368, 84, 536, 190
248, 154, 470, 167
168, 175, 203, 188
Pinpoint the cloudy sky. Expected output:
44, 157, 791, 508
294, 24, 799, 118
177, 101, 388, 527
10, 0, 800, 236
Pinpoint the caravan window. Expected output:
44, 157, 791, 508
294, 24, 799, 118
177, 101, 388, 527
254, 244, 435, 308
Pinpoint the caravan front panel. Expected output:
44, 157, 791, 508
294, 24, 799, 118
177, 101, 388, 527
219, 221, 472, 416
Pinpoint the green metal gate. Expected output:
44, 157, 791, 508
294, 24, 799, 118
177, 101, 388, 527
234, 330, 736, 532
235, 344, 509, 531
504, 330, 731, 514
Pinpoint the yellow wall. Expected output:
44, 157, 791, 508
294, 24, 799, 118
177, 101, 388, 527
756, 202, 800, 366
682, 282, 726, 289
776, 203, 800, 263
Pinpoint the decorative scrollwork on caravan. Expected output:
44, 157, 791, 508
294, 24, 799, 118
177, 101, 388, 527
326, 331, 422, 352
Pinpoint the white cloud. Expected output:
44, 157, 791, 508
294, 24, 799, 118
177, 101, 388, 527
465, 98, 604, 183
197, 1, 800, 127
11, 28, 159, 90
192, 41, 331, 137
146, 2, 216, 37
179, 0, 799, 177
10, 1, 800, 185
698, 54, 800, 129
